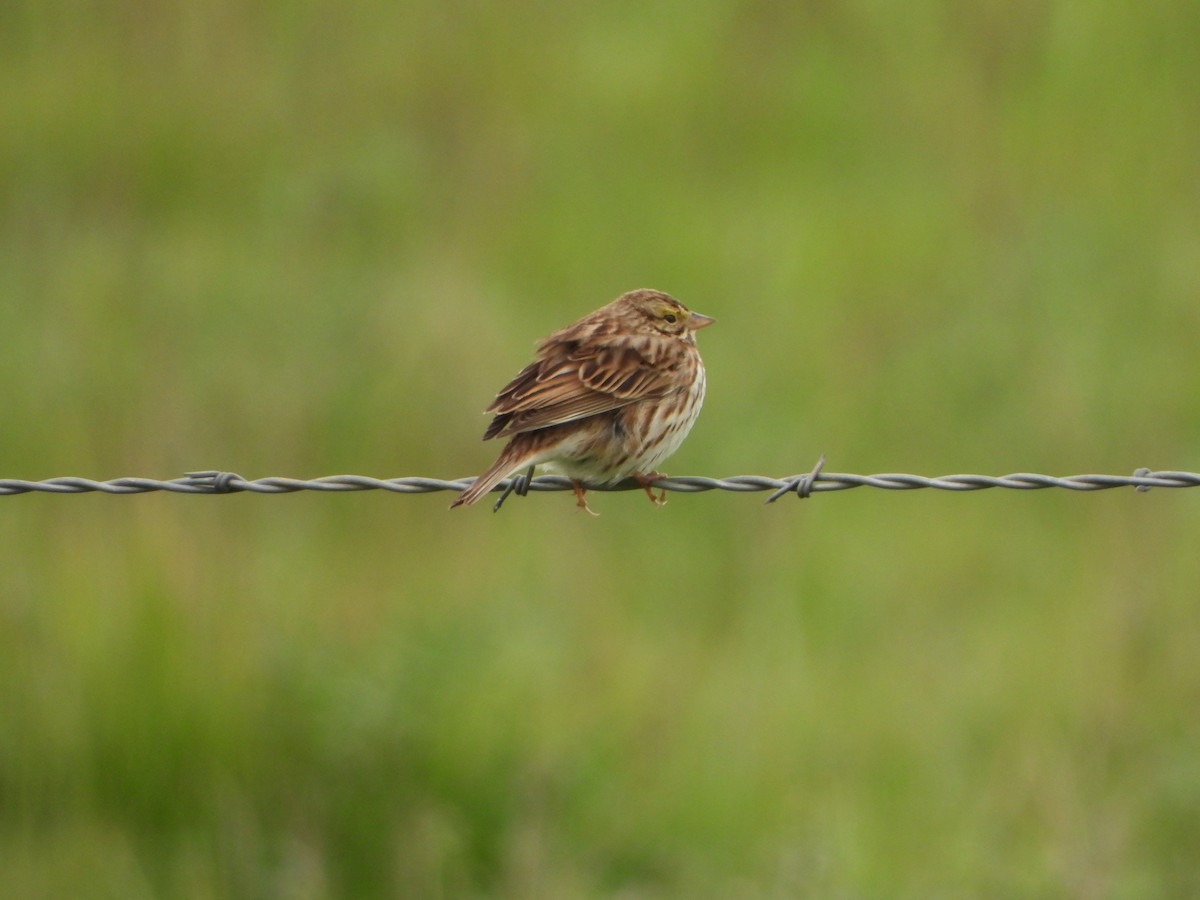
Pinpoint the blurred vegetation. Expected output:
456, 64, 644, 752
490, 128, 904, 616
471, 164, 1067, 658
2, 1, 1199, 896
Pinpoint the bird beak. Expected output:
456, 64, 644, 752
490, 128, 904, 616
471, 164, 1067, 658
688, 312, 715, 330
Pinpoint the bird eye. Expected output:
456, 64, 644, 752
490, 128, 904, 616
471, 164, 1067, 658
663, 314, 677, 323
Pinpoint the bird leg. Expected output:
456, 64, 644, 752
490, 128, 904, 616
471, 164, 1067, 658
572, 480, 600, 516
635, 472, 668, 506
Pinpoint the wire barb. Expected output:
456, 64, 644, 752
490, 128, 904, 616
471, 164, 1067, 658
766, 453, 827, 503
1, 466, 1196, 498
492, 465, 535, 512
183, 470, 246, 493
1131, 467, 1154, 493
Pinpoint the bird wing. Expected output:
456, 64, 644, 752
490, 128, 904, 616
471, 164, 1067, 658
482, 337, 679, 439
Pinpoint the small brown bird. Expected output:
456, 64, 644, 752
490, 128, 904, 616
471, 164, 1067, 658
451, 289, 714, 513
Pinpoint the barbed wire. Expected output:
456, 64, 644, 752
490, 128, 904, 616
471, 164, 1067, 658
1, 463, 1195, 508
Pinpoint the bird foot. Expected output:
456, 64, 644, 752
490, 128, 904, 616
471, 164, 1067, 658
572, 481, 600, 516
635, 472, 668, 507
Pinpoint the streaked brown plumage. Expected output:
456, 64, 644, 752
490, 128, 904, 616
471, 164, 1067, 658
451, 289, 714, 513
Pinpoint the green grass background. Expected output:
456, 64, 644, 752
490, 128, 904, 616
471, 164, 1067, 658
3, 2, 1200, 896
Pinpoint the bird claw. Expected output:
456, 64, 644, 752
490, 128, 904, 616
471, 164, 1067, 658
572, 481, 601, 516
635, 473, 668, 507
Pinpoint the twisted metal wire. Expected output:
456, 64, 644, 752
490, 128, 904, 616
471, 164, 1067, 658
1, 466, 1194, 502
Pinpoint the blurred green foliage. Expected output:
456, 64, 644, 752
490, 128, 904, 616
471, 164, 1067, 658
2, 1, 1200, 896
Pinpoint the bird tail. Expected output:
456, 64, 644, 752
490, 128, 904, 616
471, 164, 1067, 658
450, 442, 532, 509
